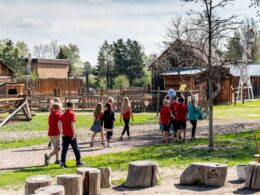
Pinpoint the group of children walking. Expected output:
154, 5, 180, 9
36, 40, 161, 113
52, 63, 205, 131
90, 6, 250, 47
160, 90, 203, 143
45, 96, 134, 168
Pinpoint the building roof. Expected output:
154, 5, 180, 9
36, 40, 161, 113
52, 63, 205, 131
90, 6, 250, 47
25, 58, 70, 65
160, 67, 204, 76
0, 60, 15, 73
229, 64, 260, 77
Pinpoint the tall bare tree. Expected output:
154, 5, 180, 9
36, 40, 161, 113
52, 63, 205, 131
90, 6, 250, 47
167, 0, 241, 149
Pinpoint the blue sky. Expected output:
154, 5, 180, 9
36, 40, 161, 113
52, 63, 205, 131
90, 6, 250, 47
0, 0, 257, 65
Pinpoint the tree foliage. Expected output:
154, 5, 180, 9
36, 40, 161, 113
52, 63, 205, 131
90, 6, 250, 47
0, 39, 29, 76
57, 44, 81, 77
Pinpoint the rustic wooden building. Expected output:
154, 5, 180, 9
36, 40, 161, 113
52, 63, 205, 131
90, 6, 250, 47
0, 60, 15, 83
24, 58, 70, 79
150, 39, 232, 104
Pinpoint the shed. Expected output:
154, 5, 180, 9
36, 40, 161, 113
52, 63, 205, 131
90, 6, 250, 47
0, 60, 15, 83
24, 58, 70, 79
0, 82, 25, 96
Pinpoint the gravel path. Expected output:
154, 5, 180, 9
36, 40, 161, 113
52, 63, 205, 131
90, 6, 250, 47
1, 119, 260, 172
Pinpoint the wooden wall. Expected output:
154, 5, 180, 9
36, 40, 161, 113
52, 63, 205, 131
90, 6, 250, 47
21, 78, 84, 96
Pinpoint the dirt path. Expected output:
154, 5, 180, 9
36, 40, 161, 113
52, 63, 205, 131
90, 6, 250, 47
1, 119, 260, 172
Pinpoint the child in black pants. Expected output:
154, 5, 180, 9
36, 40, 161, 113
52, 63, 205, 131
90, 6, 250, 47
60, 102, 84, 168
103, 103, 116, 148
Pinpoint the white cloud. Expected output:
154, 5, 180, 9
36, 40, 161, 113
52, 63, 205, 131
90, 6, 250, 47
0, 0, 258, 65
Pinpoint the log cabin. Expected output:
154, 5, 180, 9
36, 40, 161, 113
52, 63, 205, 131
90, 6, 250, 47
0, 60, 15, 83
150, 39, 233, 104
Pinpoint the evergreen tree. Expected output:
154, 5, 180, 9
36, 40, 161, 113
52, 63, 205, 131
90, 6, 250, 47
94, 41, 114, 88
224, 31, 242, 63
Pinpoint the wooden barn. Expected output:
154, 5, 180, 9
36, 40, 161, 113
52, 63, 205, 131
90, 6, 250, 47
0, 60, 15, 83
150, 39, 233, 104
24, 58, 70, 79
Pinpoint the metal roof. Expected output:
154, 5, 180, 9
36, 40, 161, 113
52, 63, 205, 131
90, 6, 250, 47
229, 64, 260, 77
160, 67, 204, 76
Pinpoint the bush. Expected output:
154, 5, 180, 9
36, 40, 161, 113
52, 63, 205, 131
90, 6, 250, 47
132, 70, 151, 87
113, 75, 129, 89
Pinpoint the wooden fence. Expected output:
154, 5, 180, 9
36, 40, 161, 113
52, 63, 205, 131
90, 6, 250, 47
19, 78, 84, 96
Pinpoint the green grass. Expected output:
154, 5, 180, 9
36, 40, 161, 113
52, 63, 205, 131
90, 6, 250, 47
0, 112, 158, 132
0, 130, 259, 188
0, 137, 48, 150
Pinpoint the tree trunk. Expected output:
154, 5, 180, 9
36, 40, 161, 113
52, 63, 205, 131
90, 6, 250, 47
57, 174, 82, 195
99, 167, 111, 188
245, 162, 260, 189
34, 185, 64, 195
77, 167, 101, 195
180, 162, 227, 187
124, 160, 158, 188
25, 175, 52, 195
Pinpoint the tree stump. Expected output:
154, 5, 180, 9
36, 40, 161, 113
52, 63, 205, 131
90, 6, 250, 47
57, 174, 82, 195
77, 167, 101, 195
245, 162, 260, 189
124, 160, 158, 188
35, 185, 65, 195
25, 175, 52, 195
180, 162, 227, 187
99, 167, 111, 188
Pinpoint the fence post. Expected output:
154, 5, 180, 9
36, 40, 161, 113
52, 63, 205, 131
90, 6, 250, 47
242, 86, 244, 104
156, 87, 160, 117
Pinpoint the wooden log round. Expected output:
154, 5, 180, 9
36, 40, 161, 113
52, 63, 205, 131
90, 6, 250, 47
77, 167, 101, 195
99, 167, 111, 188
35, 185, 64, 195
245, 162, 260, 189
180, 162, 227, 187
25, 175, 52, 195
57, 174, 82, 195
124, 160, 158, 188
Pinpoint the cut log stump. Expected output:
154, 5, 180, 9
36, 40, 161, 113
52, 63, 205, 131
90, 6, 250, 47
35, 185, 64, 195
99, 167, 111, 188
180, 162, 227, 187
77, 167, 101, 195
124, 160, 158, 188
25, 175, 52, 195
245, 162, 260, 189
57, 174, 82, 195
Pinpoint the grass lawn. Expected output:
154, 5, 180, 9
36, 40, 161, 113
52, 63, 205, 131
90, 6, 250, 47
0, 112, 158, 132
0, 130, 259, 188
0, 137, 48, 150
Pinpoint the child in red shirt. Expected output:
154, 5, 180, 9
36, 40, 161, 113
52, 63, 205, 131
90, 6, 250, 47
44, 103, 62, 166
60, 102, 84, 168
175, 97, 188, 142
160, 99, 174, 143
120, 97, 134, 140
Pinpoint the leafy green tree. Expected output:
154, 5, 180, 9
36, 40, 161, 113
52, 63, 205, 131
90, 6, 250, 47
57, 44, 81, 77
0, 39, 29, 76
132, 70, 151, 87
113, 75, 130, 88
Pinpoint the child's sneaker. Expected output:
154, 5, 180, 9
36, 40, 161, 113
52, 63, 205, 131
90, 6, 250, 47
102, 141, 107, 148
76, 161, 85, 167
60, 164, 68, 169
90, 142, 94, 147
54, 160, 61, 165
128, 136, 132, 140
44, 154, 49, 166
120, 136, 123, 141
106, 143, 113, 148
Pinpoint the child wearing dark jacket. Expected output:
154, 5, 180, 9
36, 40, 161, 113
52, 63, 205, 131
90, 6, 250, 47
103, 103, 116, 148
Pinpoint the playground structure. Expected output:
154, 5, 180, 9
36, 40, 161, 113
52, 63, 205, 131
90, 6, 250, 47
0, 95, 31, 127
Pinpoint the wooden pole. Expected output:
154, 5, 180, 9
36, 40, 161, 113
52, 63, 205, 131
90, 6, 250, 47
242, 86, 245, 104
156, 87, 160, 117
